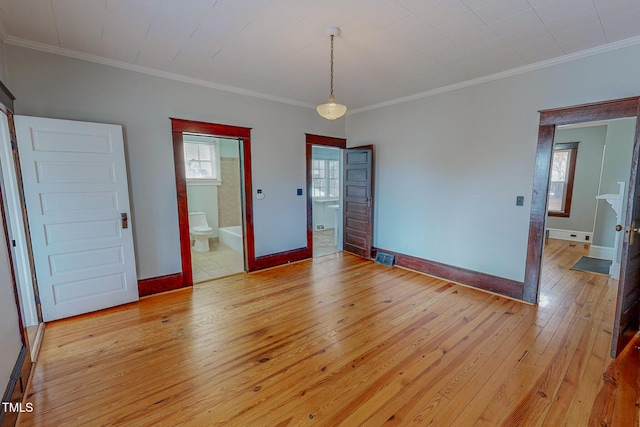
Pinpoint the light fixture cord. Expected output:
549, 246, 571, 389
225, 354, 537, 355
330, 34, 334, 97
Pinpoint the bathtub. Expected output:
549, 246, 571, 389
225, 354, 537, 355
219, 226, 243, 253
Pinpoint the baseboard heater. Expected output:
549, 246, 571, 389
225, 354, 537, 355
374, 251, 395, 267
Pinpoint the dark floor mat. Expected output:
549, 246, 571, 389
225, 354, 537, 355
570, 256, 612, 275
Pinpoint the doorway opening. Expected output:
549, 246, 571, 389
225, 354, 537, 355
183, 134, 245, 282
311, 145, 342, 257
305, 134, 346, 258
171, 118, 256, 287
542, 119, 634, 286
526, 96, 640, 357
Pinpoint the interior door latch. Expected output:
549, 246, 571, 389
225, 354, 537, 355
121, 213, 128, 229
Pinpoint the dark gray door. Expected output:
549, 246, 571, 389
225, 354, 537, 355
612, 112, 640, 356
343, 146, 373, 258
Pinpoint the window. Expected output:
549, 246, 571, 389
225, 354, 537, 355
184, 141, 220, 184
312, 159, 339, 198
548, 142, 578, 217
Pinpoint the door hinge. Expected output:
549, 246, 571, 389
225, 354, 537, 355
34, 294, 40, 305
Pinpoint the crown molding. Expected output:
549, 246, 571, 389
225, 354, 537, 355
4, 32, 640, 116
348, 35, 640, 115
3, 36, 317, 110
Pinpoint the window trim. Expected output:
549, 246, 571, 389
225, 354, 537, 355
548, 141, 578, 218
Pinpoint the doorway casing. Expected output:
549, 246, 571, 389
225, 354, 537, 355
525, 96, 640, 357
170, 118, 255, 289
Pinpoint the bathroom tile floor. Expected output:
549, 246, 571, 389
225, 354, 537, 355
191, 239, 244, 283
313, 228, 339, 257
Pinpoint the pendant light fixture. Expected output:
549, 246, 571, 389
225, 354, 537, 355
317, 26, 347, 120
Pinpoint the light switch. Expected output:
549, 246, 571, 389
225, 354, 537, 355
516, 196, 524, 206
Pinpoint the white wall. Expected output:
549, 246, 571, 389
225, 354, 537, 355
594, 118, 636, 249
4, 45, 344, 279
347, 43, 640, 282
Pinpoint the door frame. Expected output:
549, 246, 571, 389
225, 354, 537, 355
524, 96, 640, 357
305, 134, 346, 255
0, 111, 42, 327
524, 96, 639, 302
0, 83, 34, 426
171, 118, 255, 285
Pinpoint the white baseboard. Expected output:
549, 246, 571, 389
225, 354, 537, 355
610, 262, 621, 280
589, 245, 614, 260
546, 228, 593, 243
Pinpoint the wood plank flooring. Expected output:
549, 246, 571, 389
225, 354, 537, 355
17, 239, 640, 426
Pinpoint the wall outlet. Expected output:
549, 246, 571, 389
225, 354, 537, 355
316, 225, 325, 230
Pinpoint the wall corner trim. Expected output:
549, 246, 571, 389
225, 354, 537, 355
372, 247, 524, 301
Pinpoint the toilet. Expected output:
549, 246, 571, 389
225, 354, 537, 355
189, 212, 213, 252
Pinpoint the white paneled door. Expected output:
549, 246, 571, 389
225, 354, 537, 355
15, 116, 138, 321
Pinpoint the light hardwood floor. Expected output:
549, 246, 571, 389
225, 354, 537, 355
17, 239, 639, 426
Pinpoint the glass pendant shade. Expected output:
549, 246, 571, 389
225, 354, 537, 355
317, 95, 347, 120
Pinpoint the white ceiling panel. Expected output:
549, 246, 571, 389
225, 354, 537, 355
440, 15, 499, 48
532, 0, 596, 22
52, 0, 104, 53
302, 2, 356, 31
550, 21, 606, 47
511, 32, 562, 58
412, 1, 471, 27
601, 7, 640, 42
0, 0, 639, 110
468, 37, 513, 57
594, 0, 640, 19
332, 0, 384, 18
543, 6, 602, 33
99, 27, 144, 63
464, 0, 531, 24
517, 44, 565, 64
489, 9, 547, 40
385, 15, 435, 43
158, 0, 216, 22
435, 12, 486, 39
146, 12, 199, 45
0, 0, 59, 45
136, 41, 181, 69
558, 34, 609, 54
356, 0, 410, 29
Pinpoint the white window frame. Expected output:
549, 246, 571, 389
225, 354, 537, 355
312, 159, 339, 199
184, 140, 221, 186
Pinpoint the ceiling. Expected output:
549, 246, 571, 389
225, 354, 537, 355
0, 0, 639, 112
